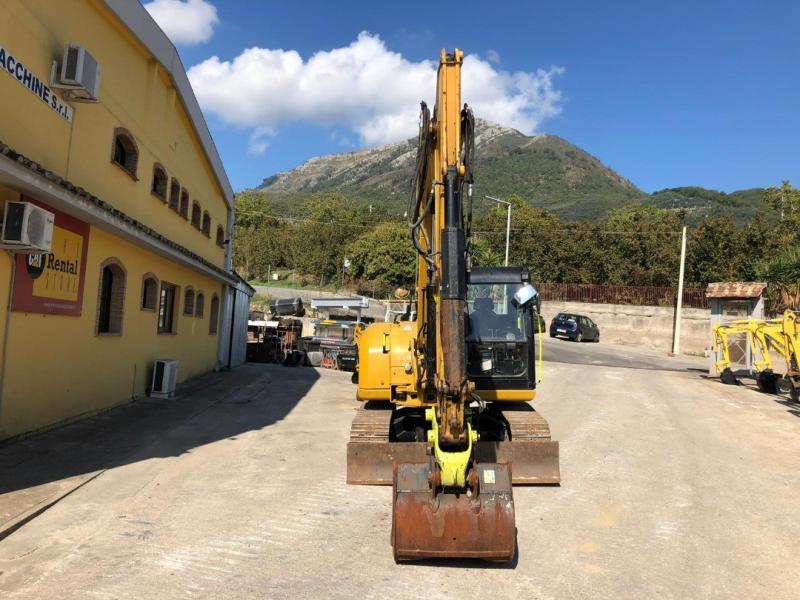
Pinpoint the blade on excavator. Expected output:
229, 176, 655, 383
391, 462, 516, 561
348, 440, 559, 485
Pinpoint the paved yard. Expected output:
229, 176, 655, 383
1, 340, 799, 599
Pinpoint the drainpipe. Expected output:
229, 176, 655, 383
227, 287, 237, 369
225, 205, 234, 272
0, 252, 15, 418
216, 203, 236, 369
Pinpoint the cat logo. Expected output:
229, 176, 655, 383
25, 253, 46, 279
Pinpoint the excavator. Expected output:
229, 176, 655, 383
712, 309, 800, 402
346, 49, 560, 561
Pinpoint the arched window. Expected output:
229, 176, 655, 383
141, 273, 159, 310
216, 225, 225, 247
195, 292, 205, 318
180, 189, 189, 219
202, 211, 211, 237
151, 164, 167, 201
169, 178, 180, 211
111, 128, 138, 179
209, 294, 220, 334
183, 287, 195, 316
96, 259, 126, 334
191, 202, 202, 229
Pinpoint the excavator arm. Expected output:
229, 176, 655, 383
391, 50, 518, 561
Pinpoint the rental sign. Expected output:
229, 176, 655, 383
0, 44, 73, 122
12, 197, 90, 317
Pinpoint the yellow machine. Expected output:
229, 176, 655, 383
712, 310, 800, 402
346, 49, 560, 561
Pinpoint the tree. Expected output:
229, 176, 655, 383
601, 206, 682, 286
292, 195, 366, 280
757, 247, 800, 313
764, 180, 800, 222
346, 223, 416, 290
470, 236, 503, 267
685, 217, 742, 285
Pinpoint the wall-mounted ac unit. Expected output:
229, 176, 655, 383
150, 359, 179, 399
1, 201, 54, 253
59, 45, 101, 101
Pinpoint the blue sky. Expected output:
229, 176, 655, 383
145, 0, 800, 195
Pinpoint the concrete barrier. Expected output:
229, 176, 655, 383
540, 301, 710, 356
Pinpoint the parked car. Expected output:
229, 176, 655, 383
549, 313, 600, 342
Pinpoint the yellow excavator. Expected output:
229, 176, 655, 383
346, 49, 560, 561
712, 309, 800, 402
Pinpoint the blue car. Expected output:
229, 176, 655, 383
549, 313, 600, 342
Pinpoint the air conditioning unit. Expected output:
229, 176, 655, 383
150, 359, 179, 399
1, 201, 55, 253
60, 45, 101, 101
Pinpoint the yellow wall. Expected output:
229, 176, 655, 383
0, 0, 228, 267
0, 3, 237, 439
0, 222, 224, 439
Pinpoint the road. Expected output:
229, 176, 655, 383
1, 339, 799, 599
543, 335, 707, 372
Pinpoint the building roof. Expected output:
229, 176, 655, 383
705, 282, 767, 299
101, 0, 233, 208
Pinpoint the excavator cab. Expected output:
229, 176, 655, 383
466, 267, 537, 395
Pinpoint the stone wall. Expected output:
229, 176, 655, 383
540, 301, 711, 356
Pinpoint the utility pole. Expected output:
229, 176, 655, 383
672, 225, 687, 355
485, 196, 512, 266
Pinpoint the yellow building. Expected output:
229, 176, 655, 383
0, 0, 251, 440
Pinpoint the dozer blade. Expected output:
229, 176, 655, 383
347, 442, 428, 485
392, 462, 516, 562
348, 440, 559, 485
475, 440, 560, 484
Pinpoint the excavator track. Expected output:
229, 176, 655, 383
347, 403, 559, 485
348, 403, 393, 443
499, 405, 553, 440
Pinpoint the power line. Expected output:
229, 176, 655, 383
236, 211, 685, 236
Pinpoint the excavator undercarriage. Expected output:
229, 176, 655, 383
347, 404, 560, 486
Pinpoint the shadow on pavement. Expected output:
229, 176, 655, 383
0, 363, 319, 508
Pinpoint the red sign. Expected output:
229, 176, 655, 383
12, 196, 90, 316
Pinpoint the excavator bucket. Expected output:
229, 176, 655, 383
391, 462, 516, 561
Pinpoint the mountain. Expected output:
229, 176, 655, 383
650, 187, 766, 224
251, 119, 767, 222
254, 120, 647, 220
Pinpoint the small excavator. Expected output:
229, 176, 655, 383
347, 49, 560, 561
712, 309, 800, 402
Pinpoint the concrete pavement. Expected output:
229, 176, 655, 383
1, 340, 799, 599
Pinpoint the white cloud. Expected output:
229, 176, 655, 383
188, 32, 564, 149
248, 127, 274, 155
486, 49, 501, 65
144, 0, 219, 46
